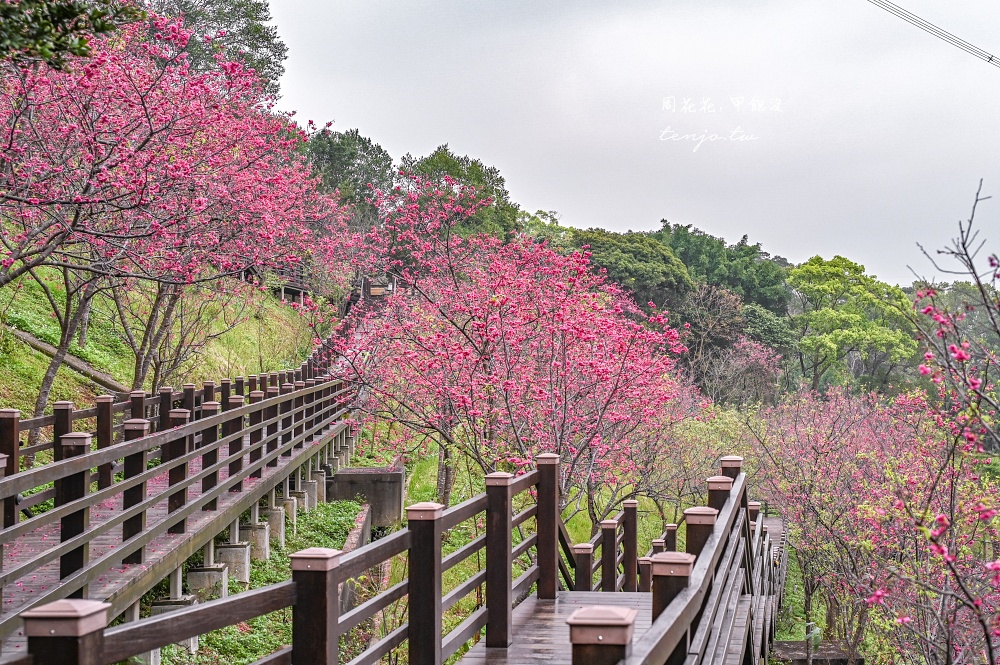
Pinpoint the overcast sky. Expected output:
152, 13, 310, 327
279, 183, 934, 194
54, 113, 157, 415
268, 0, 999, 286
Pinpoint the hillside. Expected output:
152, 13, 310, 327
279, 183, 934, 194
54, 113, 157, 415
0, 275, 317, 414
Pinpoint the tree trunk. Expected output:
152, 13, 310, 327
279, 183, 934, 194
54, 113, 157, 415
436, 444, 454, 506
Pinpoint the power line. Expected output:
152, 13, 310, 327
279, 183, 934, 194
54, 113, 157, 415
866, 0, 1000, 69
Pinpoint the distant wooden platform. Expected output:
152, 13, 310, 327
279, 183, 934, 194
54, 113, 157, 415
460, 592, 652, 665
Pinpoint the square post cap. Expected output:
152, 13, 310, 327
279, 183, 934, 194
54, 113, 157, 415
249, 391, 265, 399
485, 472, 514, 486
228, 396, 245, 406
290, 547, 341, 571
719, 456, 743, 468
406, 501, 444, 520
169, 408, 191, 419
707, 476, 734, 491
684, 506, 719, 525
566, 606, 637, 645
0, 409, 21, 418
96, 395, 114, 403
651, 538, 665, 548
22, 599, 110, 637
651, 552, 696, 577
748, 501, 762, 510
159, 387, 174, 394
573, 543, 594, 554
123, 419, 150, 432
130, 390, 147, 398
60, 432, 91, 446
600, 519, 618, 529
183, 383, 196, 389
622, 499, 639, 509
534, 453, 560, 465
665, 524, 678, 532
54, 401, 74, 410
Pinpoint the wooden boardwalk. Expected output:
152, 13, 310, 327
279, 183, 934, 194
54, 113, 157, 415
460, 592, 653, 664
1, 427, 338, 656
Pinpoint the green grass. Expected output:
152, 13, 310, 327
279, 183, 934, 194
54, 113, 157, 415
0, 273, 317, 414
157, 501, 362, 665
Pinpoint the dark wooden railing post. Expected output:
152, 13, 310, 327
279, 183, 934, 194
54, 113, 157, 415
22, 599, 109, 665
720, 455, 743, 480
638, 557, 652, 592
290, 548, 341, 665
95, 396, 114, 490
280, 383, 294, 457
566, 606, 637, 665
0, 409, 20, 527
406, 502, 444, 664
485, 472, 514, 647
129, 390, 145, 421
535, 453, 560, 599
651, 538, 665, 554
265, 386, 280, 467
226, 396, 245, 492
573, 543, 593, 591
707, 475, 734, 512
304, 379, 316, 441
249, 375, 258, 394
220, 379, 232, 410
600, 519, 618, 592
183, 384, 197, 422
203, 381, 215, 404
249, 391, 264, 478
235, 376, 245, 397
166, 409, 190, 534
683, 507, 718, 557
57, 432, 91, 596
651, 552, 696, 665
293, 381, 305, 449
53, 401, 73, 462
665, 524, 678, 551
622, 500, 638, 592
749, 500, 761, 525
122, 419, 150, 565
201, 402, 221, 511
158, 388, 172, 432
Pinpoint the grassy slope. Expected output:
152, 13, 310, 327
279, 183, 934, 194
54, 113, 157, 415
0, 274, 316, 414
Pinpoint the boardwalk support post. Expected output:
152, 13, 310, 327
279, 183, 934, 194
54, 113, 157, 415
95, 396, 114, 490
664, 524, 678, 552
535, 453, 560, 599
684, 507, 718, 557
290, 547, 341, 665
200, 402, 221, 511
122, 419, 150, 565
651, 552, 696, 665
22, 599, 109, 665
0, 409, 19, 528
638, 556, 652, 592
720, 455, 743, 480
407, 502, 444, 664
485, 472, 514, 647
573, 543, 594, 591
166, 409, 191, 534
622, 499, 638, 591
566, 605, 636, 665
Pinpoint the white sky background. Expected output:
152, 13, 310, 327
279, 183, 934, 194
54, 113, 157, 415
267, 0, 1000, 287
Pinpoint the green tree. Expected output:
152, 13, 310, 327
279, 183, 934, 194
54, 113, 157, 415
0, 0, 142, 69
399, 145, 521, 237
307, 129, 395, 204
563, 228, 693, 310
742, 303, 795, 351
148, 0, 287, 95
788, 255, 916, 391
654, 223, 789, 314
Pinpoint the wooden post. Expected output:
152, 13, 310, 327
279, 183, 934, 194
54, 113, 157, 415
650, 552, 696, 665
683, 507, 718, 557
122, 419, 150, 565
183, 384, 197, 422
201, 402, 221, 511
485, 472, 513, 647
220, 379, 232, 410
158, 388, 172, 432
235, 376, 245, 397
248, 375, 258, 394
406, 502, 444, 664
720, 455, 743, 480
622, 500, 638, 592
651, 538, 665, 554
226, 396, 245, 491
248, 391, 264, 478
707, 475, 734, 512
293, 381, 305, 449
57, 432, 91, 596
53, 401, 73, 462
266, 386, 280, 467
665, 524, 678, 552
573, 543, 593, 591
535, 453, 559, 599
651, 552, 696, 619
748, 501, 761, 525
22, 599, 109, 665
129, 390, 145, 421
269, 372, 280, 388
202, 381, 215, 404
95, 396, 114, 490
0, 409, 20, 528
166, 409, 190, 534
638, 557, 652, 592
280, 383, 294, 457
290, 548, 341, 665
304, 379, 316, 441
566, 606, 636, 665
600, 519, 618, 592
